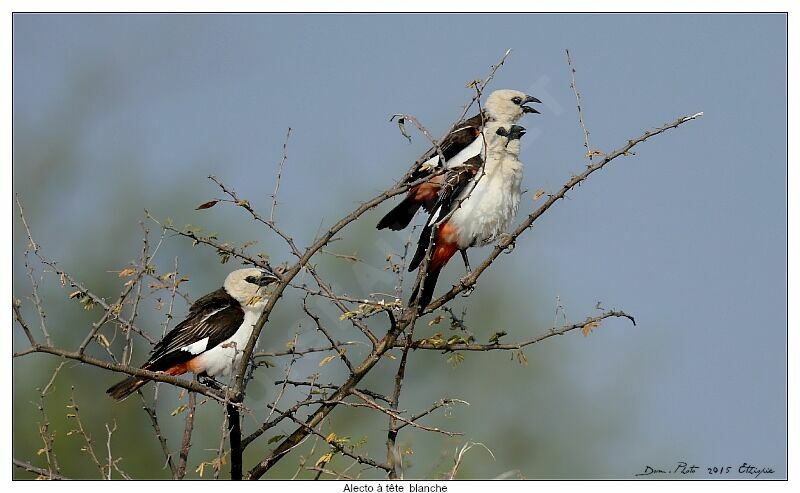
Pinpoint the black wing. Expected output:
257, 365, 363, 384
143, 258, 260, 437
144, 287, 245, 370
405, 112, 486, 183
408, 156, 482, 272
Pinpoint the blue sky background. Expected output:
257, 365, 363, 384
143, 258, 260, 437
12, 14, 787, 479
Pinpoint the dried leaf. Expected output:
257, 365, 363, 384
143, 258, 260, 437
170, 404, 187, 416
118, 267, 137, 278
319, 355, 337, 367
582, 321, 601, 337
217, 249, 231, 264
236, 199, 250, 208
315, 452, 334, 468
428, 315, 444, 326
325, 432, 337, 443
532, 189, 546, 201
245, 295, 263, 306
391, 115, 412, 143
96, 334, 110, 348
511, 350, 528, 366
195, 200, 219, 210
587, 149, 604, 158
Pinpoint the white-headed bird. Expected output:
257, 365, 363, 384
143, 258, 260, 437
376, 89, 539, 231
106, 268, 280, 400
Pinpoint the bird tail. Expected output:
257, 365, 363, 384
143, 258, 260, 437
409, 267, 443, 312
377, 197, 422, 231
408, 223, 434, 272
409, 235, 458, 311
106, 376, 147, 401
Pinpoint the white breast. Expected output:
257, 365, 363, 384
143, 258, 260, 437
190, 309, 260, 379
450, 154, 523, 248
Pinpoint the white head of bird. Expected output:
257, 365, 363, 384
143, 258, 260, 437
484, 89, 541, 123
223, 268, 280, 310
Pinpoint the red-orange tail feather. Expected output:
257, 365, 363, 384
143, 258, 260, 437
106, 363, 189, 401
410, 223, 459, 310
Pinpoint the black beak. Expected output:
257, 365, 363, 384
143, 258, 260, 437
508, 125, 526, 140
255, 270, 281, 286
521, 95, 541, 114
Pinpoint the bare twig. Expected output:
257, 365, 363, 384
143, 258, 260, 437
566, 49, 593, 162
350, 389, 461, 437
12, 459, 68, 480
397, 310, 635, 351
303, 296, 355, 373
13, 343, 230, 402
271, 127, 292, 222
176, 390, 197, 479
140, 396, 177, 477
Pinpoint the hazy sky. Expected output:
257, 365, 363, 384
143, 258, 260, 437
12, 13, 787, 478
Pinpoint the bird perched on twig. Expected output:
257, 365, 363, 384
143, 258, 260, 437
106, 268, 280, 400
376, 89, 539, 231
408, 123, 527, 310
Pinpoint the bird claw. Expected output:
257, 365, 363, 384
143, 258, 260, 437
199, 374, 225, 391
459, 278, 475, 296
498, 233, 516, 253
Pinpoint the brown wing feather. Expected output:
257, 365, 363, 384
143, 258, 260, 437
406, 111, 487, 183
144, 288, 245, 370
407, 161, 481, 272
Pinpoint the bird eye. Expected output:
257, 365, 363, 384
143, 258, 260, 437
496, 127, 508, 136
245, 275, 259, 284
511, 96, 522, 105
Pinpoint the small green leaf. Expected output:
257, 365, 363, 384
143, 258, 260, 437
267, 434, 286, 444
488, 331, 508, 345
447, 352, 465, 367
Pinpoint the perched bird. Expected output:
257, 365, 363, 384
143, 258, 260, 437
376, 89, 539, 231
408, 123, 527, 310
106, 268, 280, 400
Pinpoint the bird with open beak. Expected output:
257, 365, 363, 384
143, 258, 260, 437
376, 89, 540, 232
